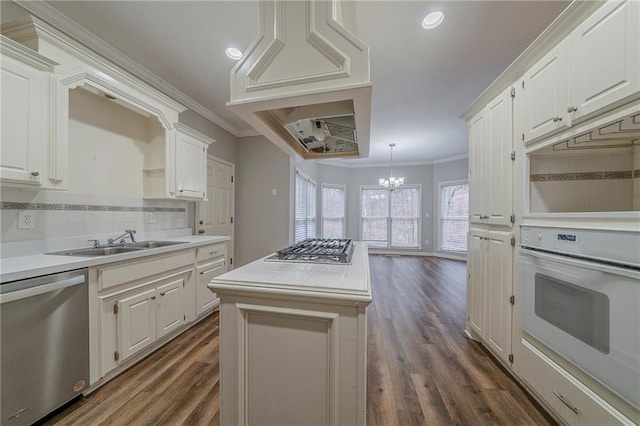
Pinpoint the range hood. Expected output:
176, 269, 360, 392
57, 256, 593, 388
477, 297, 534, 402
227, 0, 372, 159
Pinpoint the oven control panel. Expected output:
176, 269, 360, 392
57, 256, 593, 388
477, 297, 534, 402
520, 225, 640, 269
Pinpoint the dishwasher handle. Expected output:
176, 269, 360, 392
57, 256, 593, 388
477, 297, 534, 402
0, 275, 85, 304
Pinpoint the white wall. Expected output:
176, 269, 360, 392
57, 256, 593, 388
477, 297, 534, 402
235, 136, 291, 266
178, 110, 237, 164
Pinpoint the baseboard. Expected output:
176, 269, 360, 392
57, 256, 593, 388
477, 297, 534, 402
369, 249, 467, 262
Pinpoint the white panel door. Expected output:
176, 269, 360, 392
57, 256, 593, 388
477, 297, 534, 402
569, 0, 640, 121
176, 132, 206, 199
468, 111, 486, 224
467, 229, 486, 338
0, 58, 45, 185
522, 38, 569, 143
485, 230, 513, 364
197, 156, 235, 267
157, 278, 185, 339
117, 288, 157, 361
486, 88, 513, 227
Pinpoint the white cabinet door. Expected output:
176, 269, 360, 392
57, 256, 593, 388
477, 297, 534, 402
117, 288, 157, 361
196, 258, 226, 316
522, 38, 569, 143
157, 278, 185, 339
485, 230, 513, 364
0, 57, 46, 185
568, 0, 640, 121
468, 111, 486, 224
467, 229, 486, 338
176, 131, 207, 200
486, 89, 514, 226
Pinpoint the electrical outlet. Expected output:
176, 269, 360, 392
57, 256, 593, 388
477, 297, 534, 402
144, 212, 156, 224
17, 210, 35, 229
176, 217, 185, 227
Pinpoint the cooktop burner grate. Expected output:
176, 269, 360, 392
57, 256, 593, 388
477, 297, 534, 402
266, 239, 355, 264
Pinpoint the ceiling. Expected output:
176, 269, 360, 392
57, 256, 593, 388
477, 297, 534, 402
32, 1, 569, 166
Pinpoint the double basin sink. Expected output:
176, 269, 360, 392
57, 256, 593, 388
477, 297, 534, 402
48, 241, 188, 257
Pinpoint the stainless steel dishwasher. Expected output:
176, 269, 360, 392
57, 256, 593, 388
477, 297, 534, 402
1, 269, 89, 425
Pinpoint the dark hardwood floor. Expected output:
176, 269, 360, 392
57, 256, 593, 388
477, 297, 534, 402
46, 255, 554, 425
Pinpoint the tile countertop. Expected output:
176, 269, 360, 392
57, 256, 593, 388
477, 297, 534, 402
0, 235, 230, 283
209, 242, 372, 304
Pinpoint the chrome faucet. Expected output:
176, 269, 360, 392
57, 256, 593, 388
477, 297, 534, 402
108, 229, 137, 246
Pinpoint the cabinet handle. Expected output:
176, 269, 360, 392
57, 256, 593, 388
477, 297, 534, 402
552, 116, 563, 123
31, 171, 40, 177
159, 292, 166, 296
151, 296, 156, 300
179, 188, 184, 193
552, 391, 579, 414
198, 229, 205, 234
209, 251, 218, 255
567, 106, 578, 113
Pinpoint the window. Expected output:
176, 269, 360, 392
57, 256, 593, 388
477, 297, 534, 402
439, 181, 469, 252
361, 185, 420, 249
295, 170, 316, 242
322, 184, 345, 239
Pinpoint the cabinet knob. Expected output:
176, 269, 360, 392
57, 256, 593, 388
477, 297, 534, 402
159, 292, 166, 296
151, 296, 156, 300
199, 220, 204, 225
31, 171, 40, 177
198, 229, 205, 234
552, 116, 563, 123
179, 188, 184, 193
567, 106, 578, 113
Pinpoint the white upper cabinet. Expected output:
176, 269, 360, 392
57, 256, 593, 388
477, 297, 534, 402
522, 39, 569, 143
469, 87, 514, 226
174, 123, 214, 201
0, 36, 55, 186
568, 0, 640, 121
485, 89, 514, 226
521, 0, 640, 144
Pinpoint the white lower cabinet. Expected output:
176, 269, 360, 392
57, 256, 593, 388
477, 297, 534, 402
519, 340, 635, 425
112, 274, 187, 366
467, 228, 514, 364
195, 243, 227, 316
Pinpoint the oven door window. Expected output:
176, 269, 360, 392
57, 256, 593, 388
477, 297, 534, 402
534, 273, 610, 354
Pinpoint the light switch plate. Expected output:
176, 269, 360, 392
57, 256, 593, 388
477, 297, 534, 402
18, 210, 35, 229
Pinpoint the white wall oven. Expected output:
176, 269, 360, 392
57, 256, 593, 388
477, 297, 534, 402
519, 226, 639, 410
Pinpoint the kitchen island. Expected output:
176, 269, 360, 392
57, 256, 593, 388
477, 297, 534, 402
209, 241, 372, 426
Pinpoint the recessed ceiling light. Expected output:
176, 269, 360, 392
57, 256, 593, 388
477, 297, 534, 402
225, 47, 243, 60
422, 11, 444, 30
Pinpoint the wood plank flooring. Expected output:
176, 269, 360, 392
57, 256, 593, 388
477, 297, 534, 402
45, 255, 554, 425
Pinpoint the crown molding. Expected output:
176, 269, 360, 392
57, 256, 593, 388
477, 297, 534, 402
317, 153, 468, 168
12, 0, 256, 138
460, 0, 605, 121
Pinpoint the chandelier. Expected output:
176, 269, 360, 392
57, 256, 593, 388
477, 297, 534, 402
379, 143, 404, 189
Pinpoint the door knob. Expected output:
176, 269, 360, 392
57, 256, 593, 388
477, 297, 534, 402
199, 220, 204, 225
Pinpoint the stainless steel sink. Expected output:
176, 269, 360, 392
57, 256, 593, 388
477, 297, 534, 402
46, 241, 188, 257
48, 246, 147, 256
128, 240, 188, 248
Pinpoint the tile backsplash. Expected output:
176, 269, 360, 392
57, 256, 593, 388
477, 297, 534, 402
529, 150, 638, 213
0, 187, 189, 243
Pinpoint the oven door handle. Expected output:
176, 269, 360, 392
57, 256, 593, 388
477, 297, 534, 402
520, 248, 639, 279
0, 275, 85, 304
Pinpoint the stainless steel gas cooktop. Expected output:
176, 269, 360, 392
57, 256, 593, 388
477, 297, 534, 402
265, 239, 354, 265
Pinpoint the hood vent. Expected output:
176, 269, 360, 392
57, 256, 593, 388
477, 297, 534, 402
228, 0, 372, 160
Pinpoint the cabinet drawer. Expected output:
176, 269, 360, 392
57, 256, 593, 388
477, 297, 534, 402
196, 243, 226, 263
520, 340, 633, 425
99, 250, 195, 290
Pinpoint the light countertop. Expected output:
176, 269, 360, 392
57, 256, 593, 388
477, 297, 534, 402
1, 235, 230, 283
209, 242, 372, 304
